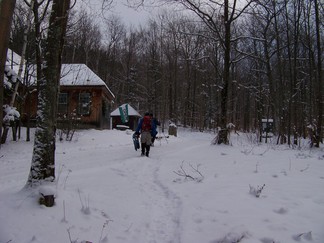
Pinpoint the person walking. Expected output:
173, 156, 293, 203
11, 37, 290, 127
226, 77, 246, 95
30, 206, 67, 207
150, 113, 160, 146
135, 112, 157, 157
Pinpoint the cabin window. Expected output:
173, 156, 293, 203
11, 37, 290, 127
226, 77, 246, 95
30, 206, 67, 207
78, 92, 91, 115
58, 93, 68, 114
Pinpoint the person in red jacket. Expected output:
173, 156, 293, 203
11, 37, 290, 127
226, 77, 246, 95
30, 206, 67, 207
135, 112, 157, 157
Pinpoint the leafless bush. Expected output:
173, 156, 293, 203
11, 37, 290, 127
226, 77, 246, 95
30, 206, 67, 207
61, 200, 68, 223
78, 189, 91, 215
173, 161, 204, 182
58, 111, 81, 141
249, 184, 265, 198
260, 237, 279, 243
56, 164, 72, 190
212, 232, 247, 243
293, 231, 312, 241
300, 164, 310, 172
254, 162, 259, 173
241, 144, 256, 155
245, 132, 259, 145
99, 219, 113, 243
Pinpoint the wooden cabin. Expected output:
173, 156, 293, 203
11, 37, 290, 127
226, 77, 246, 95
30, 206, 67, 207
24, 64, 115, 129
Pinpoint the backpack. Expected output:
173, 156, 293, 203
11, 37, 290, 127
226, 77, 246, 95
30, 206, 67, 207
141, 115, 152, 132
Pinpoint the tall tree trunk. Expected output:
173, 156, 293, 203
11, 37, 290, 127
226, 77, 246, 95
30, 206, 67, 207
314, 0, 322, 147
283, 0, 294, 146
303, 0, 316, 145
0, 0, 16, 148
218, 0, 231, 144
26, 0, 70, 187
273, 0, 286, 144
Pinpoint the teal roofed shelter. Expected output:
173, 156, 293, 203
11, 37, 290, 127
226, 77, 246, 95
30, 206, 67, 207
110, 104, 141, 131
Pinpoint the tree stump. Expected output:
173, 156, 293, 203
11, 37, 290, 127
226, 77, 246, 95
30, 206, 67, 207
217, 129, 229, 145
39, 193, 55, 207
168, 125, 177, 137
39, 186, 56, 207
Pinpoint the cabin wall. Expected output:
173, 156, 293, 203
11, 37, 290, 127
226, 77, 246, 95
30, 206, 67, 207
21, 86, 113, 129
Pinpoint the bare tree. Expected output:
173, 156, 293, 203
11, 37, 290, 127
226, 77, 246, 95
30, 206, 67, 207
162, 16, 181, 122
0, 0, 16, 148
140, 20, 163, 114
314, 0, 323, 147
26, 0, 71, 188
166, 0, 254, 143
177, 19, 198, 127
64, 8, 102, 66
1, 0, 34, 144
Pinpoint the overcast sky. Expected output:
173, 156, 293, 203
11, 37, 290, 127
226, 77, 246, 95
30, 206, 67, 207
75, 0, 156, 27
74, 0, 250, 27
110, 1, 152, 26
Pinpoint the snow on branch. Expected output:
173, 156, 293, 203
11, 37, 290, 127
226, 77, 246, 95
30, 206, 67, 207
4, 65, 21, 89
3, 104, 20, 123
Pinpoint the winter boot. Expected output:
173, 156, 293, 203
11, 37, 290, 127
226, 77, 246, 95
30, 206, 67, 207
141, 143, 145, 156
145, 145, 150, 157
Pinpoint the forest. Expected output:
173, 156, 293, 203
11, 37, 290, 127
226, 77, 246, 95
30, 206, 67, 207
2, 0, 324, 147
1, 1, 324, 240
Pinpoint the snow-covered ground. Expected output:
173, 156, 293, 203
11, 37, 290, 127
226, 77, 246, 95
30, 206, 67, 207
0, 128, 324, 243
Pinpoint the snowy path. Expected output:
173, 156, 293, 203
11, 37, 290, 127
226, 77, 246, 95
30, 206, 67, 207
67, 131, 211, 243
54, 130, 187, 243
103, 143, 184, 243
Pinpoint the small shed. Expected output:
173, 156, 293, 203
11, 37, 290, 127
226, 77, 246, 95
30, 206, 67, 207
110, 104, 141, 131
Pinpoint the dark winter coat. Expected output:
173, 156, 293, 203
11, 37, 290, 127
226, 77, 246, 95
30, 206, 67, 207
135, 116, 157, 137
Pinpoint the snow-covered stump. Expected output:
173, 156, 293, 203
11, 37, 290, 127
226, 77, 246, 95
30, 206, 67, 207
168, 123, 177, 137
39, 186, 56, 207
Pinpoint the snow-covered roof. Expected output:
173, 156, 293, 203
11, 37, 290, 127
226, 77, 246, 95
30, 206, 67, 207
6, 49, 24, 75
60, 64, 115, 98
111, 104, 141, 117
4, 49, 25, 88
5, 50, 115, 99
